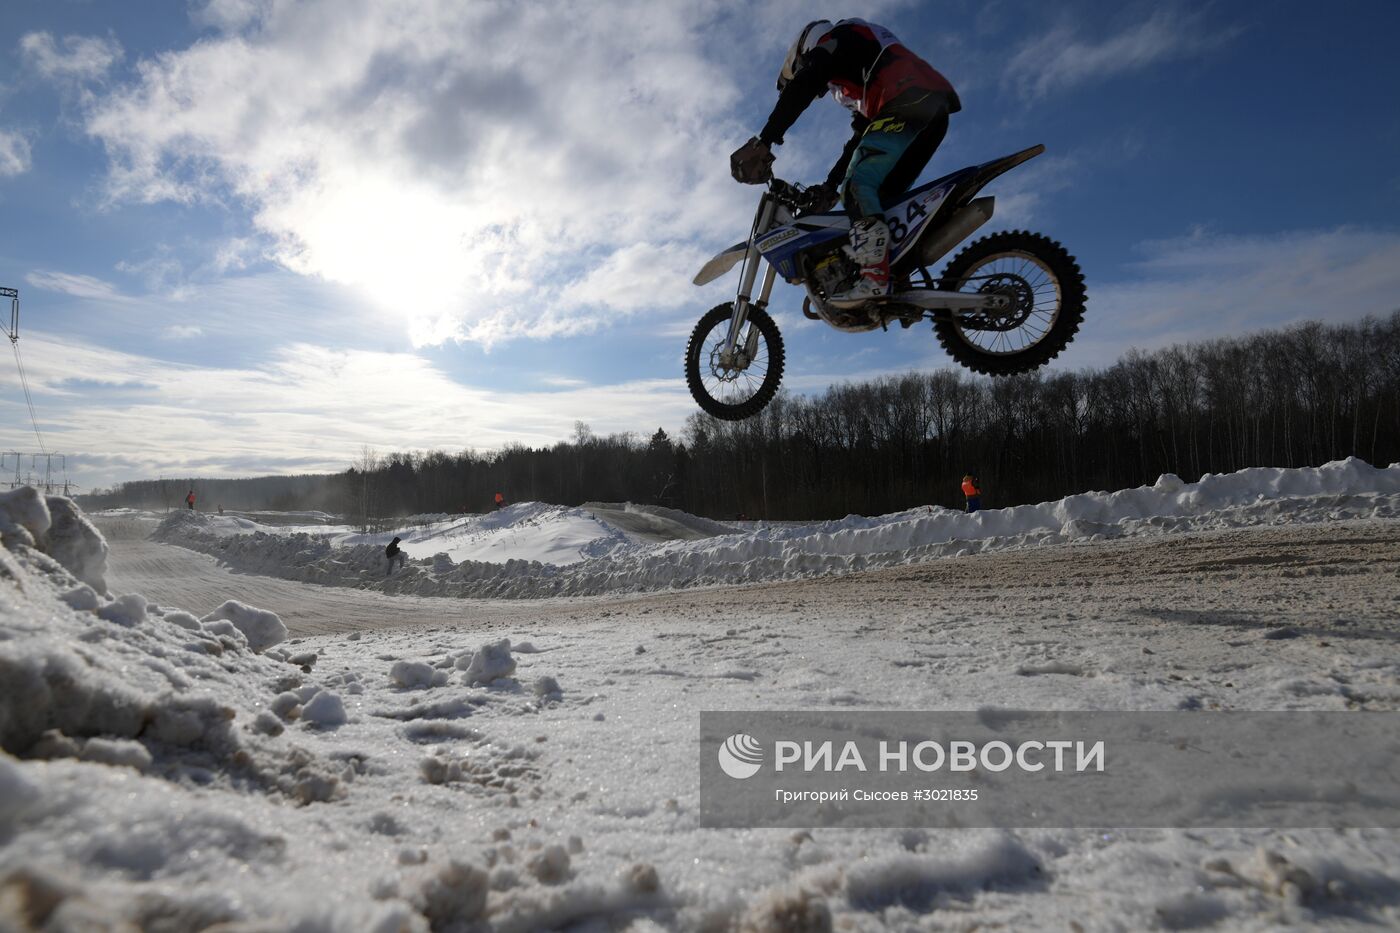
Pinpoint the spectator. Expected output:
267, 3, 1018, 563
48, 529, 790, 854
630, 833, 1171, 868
185, 489, 196, 510
385, 536, 406, 575
961, 474, 981, 513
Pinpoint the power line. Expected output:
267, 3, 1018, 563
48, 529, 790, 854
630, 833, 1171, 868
10, 342, 47, 455
2, 287, 47, 455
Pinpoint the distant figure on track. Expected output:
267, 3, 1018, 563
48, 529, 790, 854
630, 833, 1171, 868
494, 492, 505, 510
961, 474, 981, 513
186, 489, 196, 510
385, 536, 406, 575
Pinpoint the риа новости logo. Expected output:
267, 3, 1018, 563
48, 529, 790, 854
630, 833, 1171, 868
718, 733, 764, 779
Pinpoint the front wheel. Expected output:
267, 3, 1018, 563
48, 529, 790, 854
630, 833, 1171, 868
685, 302, 784, 420
933, 230, 1086, 375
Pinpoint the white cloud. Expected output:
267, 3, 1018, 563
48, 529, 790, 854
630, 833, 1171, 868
1074, 227, 1400, 361
116, 251, 190, 297
0, 131, 31, 177
191, 0, 275, 31
20, 32, 123, 83
77, 0, 775, 349
0, 335, 699, 488
162, 325, 204, 340
211, 237, 264, 273
558, 242, 711, 314
1005, 9, 1231, 100
25, 270, 127, 302
980, 153, 1077, 228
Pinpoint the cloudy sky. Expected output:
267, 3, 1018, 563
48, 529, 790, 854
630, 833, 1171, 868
1, 0, 1398, 490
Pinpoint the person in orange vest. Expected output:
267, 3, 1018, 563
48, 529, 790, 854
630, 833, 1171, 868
961, 474, 981, 513
494, 492, 505, 510
185, 489, 196, 510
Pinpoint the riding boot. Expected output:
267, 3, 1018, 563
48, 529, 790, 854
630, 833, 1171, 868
829, 217, 891, 308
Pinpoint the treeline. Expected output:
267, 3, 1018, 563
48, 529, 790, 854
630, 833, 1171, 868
82, 314, 1400, 520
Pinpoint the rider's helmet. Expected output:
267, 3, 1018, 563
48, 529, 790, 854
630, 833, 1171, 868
777, 19, 833, 91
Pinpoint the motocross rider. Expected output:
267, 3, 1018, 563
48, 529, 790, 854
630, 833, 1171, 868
730, 19, 960, 308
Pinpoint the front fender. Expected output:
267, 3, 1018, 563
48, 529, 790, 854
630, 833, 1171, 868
693, 241, 748, 286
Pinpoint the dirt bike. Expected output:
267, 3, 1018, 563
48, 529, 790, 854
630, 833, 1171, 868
685, 144, 1086, 420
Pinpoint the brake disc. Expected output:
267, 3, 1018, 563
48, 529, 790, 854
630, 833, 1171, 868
962, 273, 1035, 332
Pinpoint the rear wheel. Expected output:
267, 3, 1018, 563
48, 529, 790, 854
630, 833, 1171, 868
684, 302, 784, 420
933, 230, 1085, 375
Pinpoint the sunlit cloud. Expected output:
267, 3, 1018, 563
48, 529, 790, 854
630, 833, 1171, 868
75, 0, 777, 349
0, 335, 698, 488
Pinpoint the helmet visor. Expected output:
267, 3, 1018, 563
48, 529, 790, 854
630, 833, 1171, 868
776, 20, 831, 92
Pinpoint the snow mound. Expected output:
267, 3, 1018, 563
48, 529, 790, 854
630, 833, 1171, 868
0, 488, 109, 592
151, 459, 1400, 599
844, 834, 1040, 911
300, 690, 346, 728
0, 486, 50, 544
458, 639, 517, 686
389, 659, 437, 689
200, 600, 288, 653
39, 496, 109, 592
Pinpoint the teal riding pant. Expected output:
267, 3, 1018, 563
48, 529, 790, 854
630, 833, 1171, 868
842, 96, 950, 219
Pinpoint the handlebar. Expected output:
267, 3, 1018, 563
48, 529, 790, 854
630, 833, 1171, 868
768, 177, 832, 217
767, 178, 804, 207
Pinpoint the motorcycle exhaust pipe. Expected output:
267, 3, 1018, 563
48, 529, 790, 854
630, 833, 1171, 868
916, 196, 995, 270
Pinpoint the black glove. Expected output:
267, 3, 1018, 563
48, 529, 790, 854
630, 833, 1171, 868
799, 182, 839, 214
730, 137, 774, 184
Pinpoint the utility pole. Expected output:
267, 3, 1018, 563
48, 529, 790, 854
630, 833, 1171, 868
31, 453, 65, 494
2, 452, 22, 490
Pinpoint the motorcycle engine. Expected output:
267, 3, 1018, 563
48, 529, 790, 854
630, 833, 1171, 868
799, 242, 889, 329
803, 242, 856, 300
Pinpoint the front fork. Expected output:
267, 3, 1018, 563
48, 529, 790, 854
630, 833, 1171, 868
721, 197, 779, 368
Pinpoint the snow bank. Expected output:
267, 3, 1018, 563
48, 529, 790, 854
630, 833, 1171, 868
152, 459, 1400, 600
582, 501, 739, 541
0, 498, 347, 809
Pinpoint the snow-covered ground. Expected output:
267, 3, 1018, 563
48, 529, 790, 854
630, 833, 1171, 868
4, 463, 1400, 930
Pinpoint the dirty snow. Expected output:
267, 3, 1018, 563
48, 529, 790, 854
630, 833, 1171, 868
4, 470, 1400, 930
